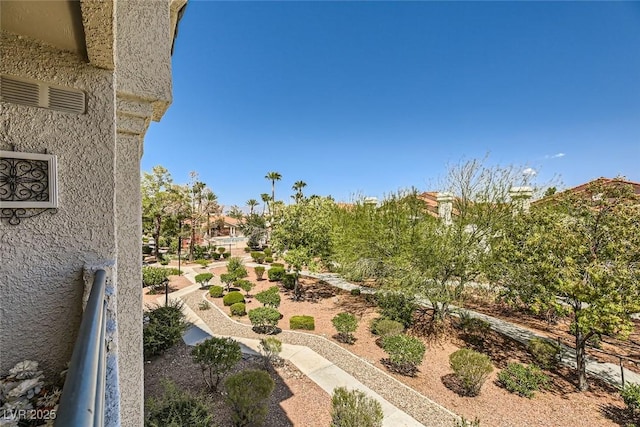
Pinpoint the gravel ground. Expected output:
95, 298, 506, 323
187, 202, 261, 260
182, 290, 458, 427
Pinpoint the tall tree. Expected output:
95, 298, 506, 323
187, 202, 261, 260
493, 180, 640, 391
260, 193, 271, 216
246, 199, 259, 215
292, 180, 307, 203
265, 171, 282, 204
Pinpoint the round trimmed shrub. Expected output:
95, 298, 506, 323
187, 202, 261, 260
143, 300, 189, 359
191, 337, 242, 391
254, 266, 266, 280
223, 291, 245, 306
255, 286, 281, 308
381, 334, 426, 376
267, 266, 286, 282
263, 248, 273, 257
248, 307, 281, 334
332, 312, 358, 344
230, 302, 246, 316
331, 386, 383, 427
224, 369, 275, 427
282, 273, 296, 290
498, 363, 549, 398
212, 252, 221, 260
265, 256, 274, 263
290, 315, 315, 330
222, 252, 231, 259
195, 272, 213, 287
528, 338, 562, 369
376, 292, 416, 327
270, 263, 284, 268
371, 318, 404, 338
218, 247, 226, 254
208, 285, 224, 298
449, 348, 493, 396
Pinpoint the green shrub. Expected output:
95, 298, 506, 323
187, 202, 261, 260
458, 311, 491, 346
209, 285, 224, 298
454, 417, 481, 427
142, 244, 153, 255
251, 251, 266, 264
194, 259, 209, 267
143, 266, 169, 290
235, 279, 254, 296
165, 267, 181, 276
290, 315, 315, 330
254, 266, 266, 280
281, 273, 296, 290
497, 363, 549, 398
194, 273, 213, 287
350, 288, 361, 296
159, 258, 169, 266
191, 337, 242, 391
528, 338, 562, 369
222, 252, 231, 259
198, 300, 210, 311
143, 300, 189, 359
230, 302, 246, 316
331, 386, 383, 427
267, 266, 286, 282
255, 286, 281, 308
449, 349, 493, 396
248, 307, 281, 334
212, 252, 221, 260
265, 256, 274, 263
218, 247, 226, 254
371, 318, 404, 338
270, 263, 284, 268
259, 337, 282, 366
194, 245, 208, 259
332, 313, 358, 344
223, 291, 245, 306
381, 334, 426, 376
244, 246, 251, 253
621, 383, 640, 414
145, 380, 212, 427
227, 257, 247, 276
263, 248, 273, 257
224, 369, 275, 427
376, 292, 416, 327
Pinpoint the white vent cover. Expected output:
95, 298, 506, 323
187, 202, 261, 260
0, 75, 85, 114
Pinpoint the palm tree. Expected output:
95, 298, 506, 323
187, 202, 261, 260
292, 180, 307, 203
265, 171, 282, 203
260, 193, 271, 216
246, 199, 259, 215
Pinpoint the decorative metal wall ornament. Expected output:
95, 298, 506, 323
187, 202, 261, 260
0, 150, 58, 225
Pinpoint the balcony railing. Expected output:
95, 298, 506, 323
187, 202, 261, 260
55, 269, 107, 427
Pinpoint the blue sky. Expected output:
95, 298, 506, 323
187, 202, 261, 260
143, 1, 640, 209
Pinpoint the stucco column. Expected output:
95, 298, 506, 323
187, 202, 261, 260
436, 192, 454, 226
509, 186, 534, 215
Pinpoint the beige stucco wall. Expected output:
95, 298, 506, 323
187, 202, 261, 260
0, 31, 117, 376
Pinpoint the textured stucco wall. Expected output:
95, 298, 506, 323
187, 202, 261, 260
0, 31, 116, 377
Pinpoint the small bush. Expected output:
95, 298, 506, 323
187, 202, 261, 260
209, 285, 224, 298
165, 267, 181, 276
270, 263, 285, 268
212, 252, 221, 260
230, 302, 247, 316
332, 312, 358, 344
195, 273, 213, 287
371, 318, 404, 338
159, 258, 169, 266
449, 349, 493, 396
267, 266, 286, 282
381, 334, 426, 376
376, 292, 416, 327
290, 315, 315, 330
145, 380, 212, 427
218, 247, 226, 254
143, 266, 169, 290
454, 417, 481, 427
191, 337, 242, 391
223, 291, 245, 306
497, 363, 549, 398
248, 307, 281, 334
236, 279, 254, 296
263, 248, 273, 257
350, 288, 361, 296
198, 300, 210, 311
142, 244, 153, 255
458, 311, 491, 346
331, 386, 383, 427
621, 383, 640, 415
254, 266, 266, 280
255, 286, 281, 308
244, 246, 251, 253
282, 273, 296, 290
225, 369, 275, 427
528, 338, 562, 369
259, 337, 282, 366
265, 256, 274, 263
222, 252, 231, 259
194, 259, 209, 267
143, 300, 189, 359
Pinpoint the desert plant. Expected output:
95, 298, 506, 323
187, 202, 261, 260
195, 273, 213, 287
248, 307, 281, 334
191, 337, 242, 391
220, 273, 236, 292
350, 288, 361, 296
218, 247, 226, 254
528, 338, 562, 369
621, 383, 640, 415
145, 379, 212, 427
236, 279, 254, 296
259, 337, 282, 366
290, 315, 315, 330
376, 292, 416, 327
497, 363, 550, 398
143, 266, 169, 291
254, 266, 266, 280
244, 246, 251, 253
267, 266, 286, 282
454, 417, 481, 427
255, 286, 281, 308
223, 291, 245, 306
282, 273, 296, 290
457, 311, 491, 346
222, 252, 231, 259
143, 244, 152, 255
198, 300, 210, 311
449, 349, 493, 396
265, 256, 274, 263
164, 267, 181, 276
209, 285, 224, 298
143, 300, 189, 359
212, 252, 221, 260
230, 302, 247, 316
381, 334, 426, 376
194, 259, 209, 267
270, 263, 285, 268
224, 369, 275, 427
371, 318, 404, 338
332, 313, 358, 344
330, 386, 383, 427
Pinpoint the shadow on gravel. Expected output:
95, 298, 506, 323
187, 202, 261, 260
599, 403, 638, 426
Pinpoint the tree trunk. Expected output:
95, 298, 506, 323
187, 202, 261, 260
189, 220, 195, 261
575, 330, 589, 391
153, 215, 162, 258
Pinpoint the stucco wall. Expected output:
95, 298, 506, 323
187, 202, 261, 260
0, 31, 116, 377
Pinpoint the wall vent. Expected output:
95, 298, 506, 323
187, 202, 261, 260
0, 75, 85, 114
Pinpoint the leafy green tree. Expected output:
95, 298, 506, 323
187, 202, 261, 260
493, 180, 640, 391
